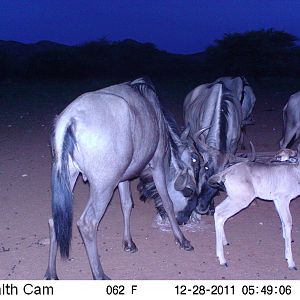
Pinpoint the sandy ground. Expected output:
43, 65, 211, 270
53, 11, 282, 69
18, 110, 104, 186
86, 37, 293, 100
1, 80, 300, 280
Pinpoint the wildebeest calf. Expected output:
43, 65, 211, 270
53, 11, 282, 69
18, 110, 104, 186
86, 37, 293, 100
209, 147, 300, 270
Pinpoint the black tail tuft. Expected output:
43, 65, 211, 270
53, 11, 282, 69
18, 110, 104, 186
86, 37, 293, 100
51, 124, 76, 258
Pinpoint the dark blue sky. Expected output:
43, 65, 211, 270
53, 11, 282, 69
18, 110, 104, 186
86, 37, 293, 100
1, 0, 300, 54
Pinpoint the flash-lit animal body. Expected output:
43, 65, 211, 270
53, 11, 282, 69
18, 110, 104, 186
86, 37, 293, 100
183, 81, 247, 215
44, 78, 198, 280
209, 146, 300, 270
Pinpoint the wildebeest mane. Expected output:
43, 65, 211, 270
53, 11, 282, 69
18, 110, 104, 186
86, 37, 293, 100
129, 77, 157, 96
137, 109, 186, 217
137, 110, 185, 216
219, 87, 238, 152
240, 76, 249, 105
130, 77, 185, 168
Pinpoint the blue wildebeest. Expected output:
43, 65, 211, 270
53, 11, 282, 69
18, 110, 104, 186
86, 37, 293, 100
183, 82, 249, 215
44, 78, 198, 280
137, 113, 201, 225
280, 91, 300, 149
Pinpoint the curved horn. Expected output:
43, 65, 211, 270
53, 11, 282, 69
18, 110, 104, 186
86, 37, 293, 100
193, 127, 211, 153
180, 125, 190, 141
248, 141, 256, 162
229, 141, 256, 164
193, 126, 211, 141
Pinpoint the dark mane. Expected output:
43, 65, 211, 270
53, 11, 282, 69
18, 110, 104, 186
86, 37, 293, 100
137, 103, 186, 218
129, 77, 156, 96
137, 111, 186, 217
239, 76, 249, 105
219, 89, 237, 152
137, 167, 167, 218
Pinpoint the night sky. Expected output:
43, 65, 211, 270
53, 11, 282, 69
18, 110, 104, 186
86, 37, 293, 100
1, 0, 300, 54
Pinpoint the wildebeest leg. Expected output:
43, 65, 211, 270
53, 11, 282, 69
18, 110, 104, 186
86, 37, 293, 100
273, 199, 296, 270
280, 121, 299, 148
44, 163, 79, 280
44, 219, 58, 279
151, 163, 194, 251
214, 197, 251, 266
118, 181, 138, 253
77, 183, 113, 279
207, 200, 215, 216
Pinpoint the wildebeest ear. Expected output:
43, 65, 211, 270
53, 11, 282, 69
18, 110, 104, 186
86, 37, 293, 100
174, 172, 188, 191
180, 125, 190, 141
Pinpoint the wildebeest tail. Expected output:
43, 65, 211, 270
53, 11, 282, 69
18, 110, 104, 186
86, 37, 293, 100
51, 119, 76, 258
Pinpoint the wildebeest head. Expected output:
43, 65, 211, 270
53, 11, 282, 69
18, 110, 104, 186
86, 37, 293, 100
194, 135, 229, 214
170, 126, 202, 224
137, 120, 202, 225
192, 128, 254, 214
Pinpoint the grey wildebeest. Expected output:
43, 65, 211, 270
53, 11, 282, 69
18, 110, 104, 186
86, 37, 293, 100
44, 78, 199, 280
280, 91, 300, 149
183, 82, 247, 215
209, 147, 300, 270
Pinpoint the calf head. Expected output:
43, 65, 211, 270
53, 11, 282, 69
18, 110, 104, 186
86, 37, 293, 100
270, 148, 298, 164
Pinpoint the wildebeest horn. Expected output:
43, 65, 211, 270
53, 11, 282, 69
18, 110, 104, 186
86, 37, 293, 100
193, 127, 211, 152
180, 125, 191, 141
229, 141, 256, 163
248, 141, 256, 162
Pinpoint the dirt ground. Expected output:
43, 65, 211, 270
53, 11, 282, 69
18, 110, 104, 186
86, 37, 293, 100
1, 79, 300, 280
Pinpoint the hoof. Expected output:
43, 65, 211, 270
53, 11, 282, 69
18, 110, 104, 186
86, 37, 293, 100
222, 262, 229, 267
288, 266, 297, 271
178, 238, 194, 251
94, 274, 111, 280
43, 273, 59, 280
207, 209, 215, 216
123, 241, 138, 253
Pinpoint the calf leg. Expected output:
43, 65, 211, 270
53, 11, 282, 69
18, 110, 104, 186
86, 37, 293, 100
273, 199, 296, 270
151, 162, 193, 251
118, 181, 137, 253
77, 184, 114, 279
214, 197, 252, 266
